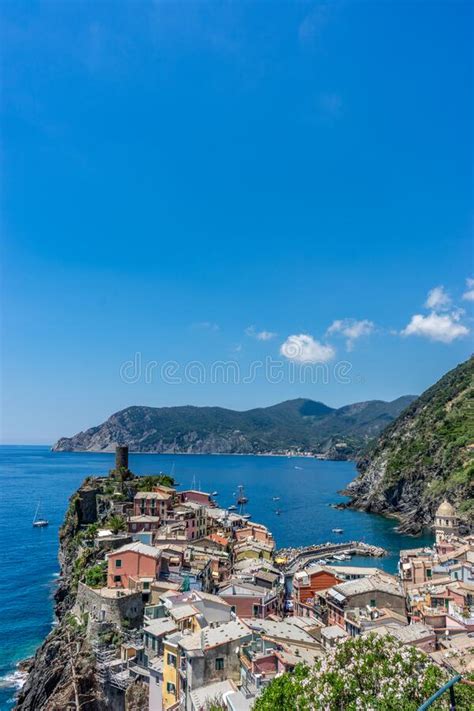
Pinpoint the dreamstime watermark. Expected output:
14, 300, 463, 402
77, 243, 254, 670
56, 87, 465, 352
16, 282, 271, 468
119, 352, 356, 386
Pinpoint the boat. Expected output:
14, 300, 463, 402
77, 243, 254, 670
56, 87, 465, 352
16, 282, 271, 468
332, 528, 344, 534
212, 491, 218, 496
272, 496, 280, 501
228, 504, 237, 511
235, 485, 249, 516
294, 465, 303, 470
242, 513, 251, 520
236, 485, 248, 505
275, 509, 282, 515
332, 554, 346, 561
33, 501, 49, 528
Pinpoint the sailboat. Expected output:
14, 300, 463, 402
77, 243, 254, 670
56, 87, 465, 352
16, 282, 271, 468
33, 501, 49, 528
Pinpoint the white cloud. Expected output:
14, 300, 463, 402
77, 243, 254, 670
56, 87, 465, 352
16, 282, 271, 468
245, 326, 277, 341
280, 334, 335, 363
462, 278, 474, 302
326, 318, 374, 351
401, 312, 469, 343
425, 286, 452, 311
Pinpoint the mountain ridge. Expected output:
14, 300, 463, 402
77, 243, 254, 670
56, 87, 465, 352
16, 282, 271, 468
52, 396, 415, 458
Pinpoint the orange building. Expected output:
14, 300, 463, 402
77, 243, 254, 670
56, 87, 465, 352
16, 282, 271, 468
293, 565, 342, 617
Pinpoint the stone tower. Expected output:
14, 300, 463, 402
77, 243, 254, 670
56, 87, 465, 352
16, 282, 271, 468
115, 445, 129, 472
434, 500, 459, 544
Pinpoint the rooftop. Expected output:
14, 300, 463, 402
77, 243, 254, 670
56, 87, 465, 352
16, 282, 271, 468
369, 622, 435, 644
321, 625, 349, 640
218, 581, 269, 597
189, 680, 237, 711
107, 541, 162, 560
169, 604, 199, 621
128, 515, 160, 523
180, 620, 251, 652
436, 500, 456, 517
330, 573, 403, 600
248, 619, 319, 646
144, 617, 178, 637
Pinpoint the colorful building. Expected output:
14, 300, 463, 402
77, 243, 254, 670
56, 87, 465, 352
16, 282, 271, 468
107, 541, 162, 589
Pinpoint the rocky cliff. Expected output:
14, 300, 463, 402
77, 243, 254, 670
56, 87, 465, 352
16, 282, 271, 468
52, 396, 415, 458
16, 486, 106, 711
345, 357, 474, 533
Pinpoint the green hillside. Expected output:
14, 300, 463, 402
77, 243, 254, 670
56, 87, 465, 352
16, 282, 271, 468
346, 357, 474, 532
52, 396, 414, 457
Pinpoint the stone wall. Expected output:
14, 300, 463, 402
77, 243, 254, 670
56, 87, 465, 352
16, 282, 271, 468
78, 486, 99, 525
74, 582, 144, 630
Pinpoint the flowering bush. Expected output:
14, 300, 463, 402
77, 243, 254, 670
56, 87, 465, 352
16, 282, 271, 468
254, 634, 474, 710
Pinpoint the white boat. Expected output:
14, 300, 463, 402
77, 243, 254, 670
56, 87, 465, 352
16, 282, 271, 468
33, 501, 49, 528
242, 513, 251, 520
332, 528, 344, 534
228, 504, 237, 511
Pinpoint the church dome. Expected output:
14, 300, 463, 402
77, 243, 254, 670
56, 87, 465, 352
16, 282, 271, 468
436, 500, 456, 518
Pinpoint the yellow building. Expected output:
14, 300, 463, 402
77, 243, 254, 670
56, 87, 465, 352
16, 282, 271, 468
162, 635, 181, 709
233, 540, 273, 562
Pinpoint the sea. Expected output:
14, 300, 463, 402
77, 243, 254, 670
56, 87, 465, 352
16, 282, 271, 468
0, 445, 434, 709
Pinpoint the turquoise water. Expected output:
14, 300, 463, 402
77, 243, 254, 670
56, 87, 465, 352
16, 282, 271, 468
0, 445, 433, 708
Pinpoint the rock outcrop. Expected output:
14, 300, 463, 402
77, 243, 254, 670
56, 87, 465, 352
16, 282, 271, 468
345, 357, 474, 534
15, 486, 105, 711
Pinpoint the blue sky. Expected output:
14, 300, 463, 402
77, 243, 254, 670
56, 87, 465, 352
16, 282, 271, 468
1, 0, 473, 443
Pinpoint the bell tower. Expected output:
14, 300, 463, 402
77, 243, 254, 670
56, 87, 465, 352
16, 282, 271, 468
434, 500, 459, 544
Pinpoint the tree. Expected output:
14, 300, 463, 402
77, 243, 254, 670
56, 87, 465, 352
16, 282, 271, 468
254, 634, 474, 711
83, 523, 99, 541
135, 474, 175, 491
253, 663, 310, 710
84, 562, 107, 588
107, 514, 126, 534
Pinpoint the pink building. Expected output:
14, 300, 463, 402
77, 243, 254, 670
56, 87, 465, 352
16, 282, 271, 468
179, 490, 213, 506
172, 503, 207, 540
133, 491, 172, 518
235, 524, 274, 547
107, 541, 161, 589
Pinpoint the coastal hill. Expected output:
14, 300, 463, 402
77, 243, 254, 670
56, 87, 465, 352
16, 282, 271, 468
52, 396, 415, 458
346, 356, 474, 533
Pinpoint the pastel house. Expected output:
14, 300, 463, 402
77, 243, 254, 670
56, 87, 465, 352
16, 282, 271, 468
107, 541, 162, 590
134, 491, 173, 519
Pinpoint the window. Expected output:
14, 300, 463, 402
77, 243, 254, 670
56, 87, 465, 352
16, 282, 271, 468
167, 653, 177, 667
427, 569, 432, 579
115, 559, 122, 568
166, 682, 176, 694
253, 604, 260, 617
370, 599, 376, 608
143, 581, 150, 590
215, 658, 225, 671
114, 575, 121, 583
